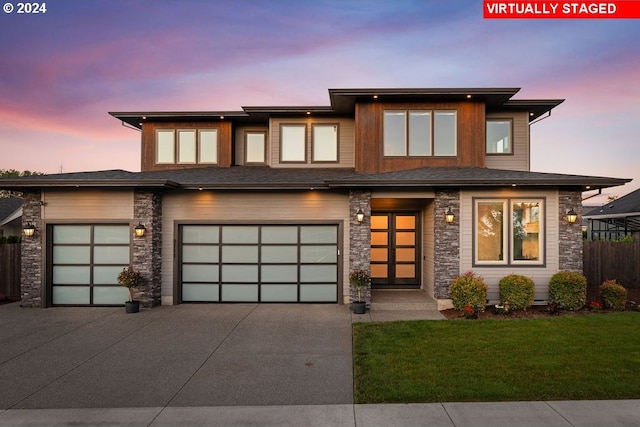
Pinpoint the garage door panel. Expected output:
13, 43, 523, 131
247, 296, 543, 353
183, 264, 219, 282
183, 284, 219, 302
261, 265, 298, 282
222, 265, 258, 282
300, 285, 336, 302
300, 265, 337, 282
261, 246, 298, 263
222, 284, 259, 301
222, 246, 258, 263
52, 286, 90, 305
93, 286, 129, 304
261, 285, 298, 302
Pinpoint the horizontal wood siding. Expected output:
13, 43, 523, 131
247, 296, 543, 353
423, 201, 435, 297
269, 118, 355, 168
141, 121, 232, 171
460, 189, 559, 302
355, 101, 485, 173
162, 191, 350, 304
485, 112, 530, 171
42, 190, 133, 220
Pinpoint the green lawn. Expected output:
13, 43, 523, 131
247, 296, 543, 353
353, 313, 640, 403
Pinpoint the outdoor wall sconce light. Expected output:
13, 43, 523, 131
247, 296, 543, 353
445, 207, 455, 224
23, 223, 36, 237
134, 223, 147, 238
356, 208, 365, 223
566, 209, 578, 224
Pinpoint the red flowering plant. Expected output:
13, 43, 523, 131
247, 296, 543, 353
464, 305, 476, 319
589, 300, 603, 311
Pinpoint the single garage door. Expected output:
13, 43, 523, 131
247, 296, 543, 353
179, 224, 340, 303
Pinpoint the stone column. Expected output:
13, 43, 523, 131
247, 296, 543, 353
20, 191, 43, 307
132, 190, 162, 307
349, 191, 371, 303
558, 189, 583, 273
434, 189, 460, 299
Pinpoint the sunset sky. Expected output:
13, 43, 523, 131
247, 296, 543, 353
1, 0, 638, 203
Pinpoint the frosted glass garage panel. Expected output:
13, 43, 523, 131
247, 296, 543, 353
222, 265, 258, 282
300, 285, 336, 302
300, 265, 337, 282
222, 226, 259, 244
182, 226, 219, 244
300, 246, 336, 263
261, 226, 298, 243
183, 246, 218, 263
261, 265, 298, 283
53, 226, 91, 244
183, 284, 219, 302
53, 266, 90, 284
222, 246, 258, 263
94, 246, 130, 264
53, 246, 90, 264
93, 286, 128, 305
183, 265, 219, 282
222, 284, 258, 302
94, 266, 126, 284
300, 226, 337, 244
53, 286, 90, 305
261, 285, 298, 302
94, 226, 130, 244
261, 246, 297, 263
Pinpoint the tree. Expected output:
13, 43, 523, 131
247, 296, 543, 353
0, 169, 45, 198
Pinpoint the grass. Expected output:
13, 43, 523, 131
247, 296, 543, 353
353, 313, 640, 403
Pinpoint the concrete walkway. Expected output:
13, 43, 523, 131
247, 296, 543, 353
0, 302, 637, 426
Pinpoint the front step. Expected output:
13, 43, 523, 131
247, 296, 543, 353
370, 290, 439, 311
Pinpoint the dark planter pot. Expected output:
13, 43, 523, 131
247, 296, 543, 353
125, 300, 140, 313
352, 301, 367, 314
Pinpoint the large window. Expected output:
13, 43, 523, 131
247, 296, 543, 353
384, 110, 457, 157
280, 124, 306, 162
474, 199, 544, 265
312, 124, 338, 162
155, 129, 218, 165
486, 120, 512, 154
245, 131, 266, 164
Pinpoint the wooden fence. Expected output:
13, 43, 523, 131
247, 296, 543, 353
0, 243, 20, 297
583, 240, 640, 290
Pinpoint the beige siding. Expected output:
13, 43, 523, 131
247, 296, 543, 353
234, 126, 269, 166
162, 191, 350, 304
423, 201, 435, 296
42, 190, 133, 220
270, 118, 355, 168
485, 112, 530, 171
460, 189, 559, 302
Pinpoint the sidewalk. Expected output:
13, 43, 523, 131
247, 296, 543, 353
1, 400, 638, 426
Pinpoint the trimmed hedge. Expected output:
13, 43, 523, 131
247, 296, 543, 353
600, 280, 627, 311
499, 274, 535, 311
548, 271, 587, 310
450, 271, 488, 311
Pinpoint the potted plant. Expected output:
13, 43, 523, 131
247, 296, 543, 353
350, 269, 370, 314
117, 266, 144, 313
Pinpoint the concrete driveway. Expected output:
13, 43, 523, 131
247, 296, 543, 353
0, 303, 353, 410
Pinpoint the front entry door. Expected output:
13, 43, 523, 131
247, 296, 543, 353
370, 213, 420, 288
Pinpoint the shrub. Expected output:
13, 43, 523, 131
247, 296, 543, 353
548, 271, 587, 310
600, 280, 627, 311
6, 235, 20, 244
499, 274, 535, 311
450, 271, 487, 312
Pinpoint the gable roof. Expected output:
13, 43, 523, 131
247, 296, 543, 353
0, 166, 629, 192
583, 188, 640, 219
0, 197, 23, 226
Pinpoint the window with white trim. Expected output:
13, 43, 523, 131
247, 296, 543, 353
245, 131, 266, 164
383, 110, 457, 157
155, 128, 218, 165
280, 124, 306, 162
312, 124, 338, 162
474, 198, 544, 265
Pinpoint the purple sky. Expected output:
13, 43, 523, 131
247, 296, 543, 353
1, 1, 638, 204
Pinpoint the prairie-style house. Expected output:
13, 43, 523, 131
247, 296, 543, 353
0, 88, 630, 309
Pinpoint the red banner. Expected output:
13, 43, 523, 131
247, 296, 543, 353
484, 1, 640, 18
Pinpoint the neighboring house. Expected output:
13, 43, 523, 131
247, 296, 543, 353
583, 189, 640, 240
0, 87, 630, 308
0, 197, 23, 237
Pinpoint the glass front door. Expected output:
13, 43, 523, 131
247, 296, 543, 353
370, 213, 420, 288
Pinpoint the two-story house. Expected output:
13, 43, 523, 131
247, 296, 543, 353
1, 88, 630, 309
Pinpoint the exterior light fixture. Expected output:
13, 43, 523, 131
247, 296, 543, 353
445, 208, 455, 224
566, 209, 578, 224
356, 208, 365, 223
23, 223, 36, 237
134, 223, 147, 238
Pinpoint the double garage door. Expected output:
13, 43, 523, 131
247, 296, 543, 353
179, 224, 340, 303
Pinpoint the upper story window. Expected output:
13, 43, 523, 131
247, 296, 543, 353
383, 110, 457, 157
280, 123, 340, 163
245, 131, 266, 164
156, 129, 218, 165
486, 120, 512, 154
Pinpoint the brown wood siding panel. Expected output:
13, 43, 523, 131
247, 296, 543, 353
141, 121, 232, 171
485, 112, 530, 171
355, 101, 485, 173
0, 244, 20, 297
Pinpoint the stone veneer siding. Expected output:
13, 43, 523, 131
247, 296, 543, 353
132, 190, 163, 307
20, 191, 43, 307
434, 190, 460, 299
558, 189, 583, 273
349, 191, 371, 303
